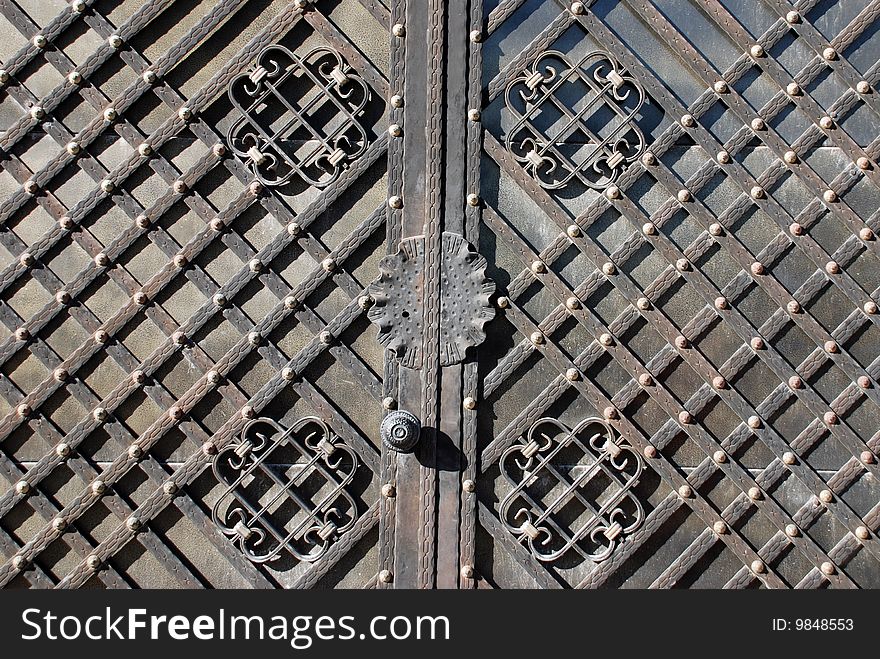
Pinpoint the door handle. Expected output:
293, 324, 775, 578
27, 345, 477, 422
380, 410, 421, 453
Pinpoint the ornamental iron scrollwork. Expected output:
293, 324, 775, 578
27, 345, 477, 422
367, 232, 495, 368
211, 417, 359, 564
499, 417, 645, 563
227, 45, 371, 188
505, 50, 647, 191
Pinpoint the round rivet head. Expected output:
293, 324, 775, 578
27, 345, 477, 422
716, 151, 730, 165
202, 441, 216, 456
101, 179, 114, 193
751, 261, 765, 275
855, 526, 870, 540
322, 257, 336, 272
33, 34, 47, 48
678, 484, 693, 498
53, 517, 66, 531
823, 47, 837, 61
641, 152, 656, 166
388, 195, 402, 209
782, 451, 797, 465
172, 331, 186, 345
566, 224, 581, 238
860, 450, 875, 464
864, 301, 878, 314
603, 406, 618, 420
173, 254, 187, 268
68, 70, 82, 85
392, 23, 405, 37
785, 523, 799, 537
709, 223, 723, 236
713, 520, 728, 535
143, 70, 157, 84
530, 331, 544, 345
751, 559, 766, 574
86, 555, 101, 570
856, 80, 871, 94
0, 69, 8, 84
681, 114, 695, 127
15, 327, 29, 342
381, 410, 421, 453
748, 416, 762, 429
381, 483, 396, 498
819, 489, 834, 503
602, 262, 616, 276
212, 144, 226, 157
714, 80, 728, 94
284, 296, 298, 310
128, 444, 143, 459
819, 116, 834, 129
24, 180, 38, 194
241, 406, 254, 419
173, 180, 187, 194
675, 335, 689, 349
108, 35, 123, 48
249, 258, 262, 273
54, 367, 68, 382
715, 296, 728, 310
463, 479, 476, 493
750, 44, 764, 58
676, 258, 690, 271
210, 217, 224, 231
566, 368, 581, 381
56, 442, 71, 457
825, 339, 839, 353
12, 555, 26, 570
783, 150, 797, 164
642, 222, 656, 236
390, 94, 403, 108
287, 222, 301, 237
163, 481, 178, 495
382, 397, 396, 411
212, 293, 226, 307
824, 411, 838, 426
138, 143, 152, 157
643, 445, 657, 459
677, 188, 692, 202
639, 373, 653, 387
859, 227, 874, 241
713, 450, 727, 463
821, 561, 835, 575
19, 252, 34, 267
467, 193, 480, 207
570, 1, 586, 14
605, 185, 621, 200
636, 297, 651, 311
103, 107, 117, 122
319, 330, 333, 345
168, 406, 184, 421
787, 83, 801, 96
94, 330, 109, 344
247, 331, 260, 346
786, 11, 800, 23
463, 396, 477, 410
531, 260, 545, 274
358, 295, 373, 309
91, 480, 106, 495
751, 118, 765, 131
279, 367, 293, 382
857, 376, 871, 389
751, 337, 765, 350
461, 564, 475, 579
713, 376, 727, 389
787, 300, 801, 314
66, 141, 81, 156
679, 411, 694, 425
599, 332, 614, 347
789, 376, 803, 390
93, 407, 107, 422
178, 107, 192, 121
751, 186, 765, 199
748, 487, 762, 500
379, 569, 393, 583
470, 30, 482, 43
15, 480, 30, 495
72, 0, 86, 11
388, 123, 402, 137
790, 222, 804, 236
127, 517, 141, 531
131, 370, 146, 384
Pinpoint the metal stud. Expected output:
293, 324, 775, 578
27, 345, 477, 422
53, 517, 66, 531
381, 484, 396, 498
210, 217, 224, 231
676, 258, 690, 272
786, 11, 800, 23
54, 367, 69, 382
382, 397, 396, 411
241, 406, 255, 419
463, 479, 476, 493
857, 376, 871, 389
73, 0, 86, 11
864, 301, 878, 314
470, 30, 482, 43
15, 327, 29, 342
101, 179, 114, 193
820, 562, 835, 575
93, 407, 107, 422
24, 180, 38, 194
249, 181, 262, 196
819, 489, 834, 503
358, 295, 373, 309
713, 80, 728, 94
856, 80, 871, 94
127, 517, 141, 531
143, 70, 157, 84
790, 222, 804, 236
750, 337, 765, 350
713, 376, 727, 389
570, 1, 586, 14
67, 141, 81, 155
496, 296, 509, 309
530, 260, 545, 274
19, 252, 34, 267
713, 520, 728, 535
163, 481, 178, 496
248, 331, 260, 346
202, 441, 216, 455
173, 254, 187, 269
680, 114, 695, 127
855, 526, 870, 540
716, 151, 730, 164
567, 369, 584, 382
602, 262, 616, 275
787, 300, 801, 314
12, 555, 26, 570
287, 222, 301, 236
249, 258, 262, 273
636, 297, 651, 310
713, 450, 727, 463
108, 34, 123, 49
320, 330, 333, 345
378, 569, 393, 583
463, 396, 477, 410
530, 331, 545, 345
819, 116, 834, 130
748, 487, 762, 500
94, 329, 109, 344
131, 370, 146, 384
390, 95, 403, 108
388, 124, 402, 137
392, 24, 405, 38
103, 107, 117, 122
678, 484, 693, 498
641, 152, 656, 166
785, 523, 799, 537
859, 228, 874, 241
786, 82, 800, 96
751, 559, 766, 574
783, 150, 797, 164
86, 555, 101, 570
68, 71, 82, 85
750, 186, 765, 199
825, 261, 840, 275
643, 445, 657, 459
748, 416, 762, 429
138, 143, 152, 156
679, 411, 693, 425
751, 117, 765, 131
605, 185, 621, 200
33, 34, 47, 49
599, 332, 614, 347
603, 406, 618, 420
751, 261, 765, 275
642, 222, 656, 236
675, 335, 689, 349
788, 376, 803, 390
285, 296, 299, 310
677, 188, 692, 202
322, 257, 336, 272
178, 107, 192, 121
709, 223, 723, 236
750, 44, 764, 58
15, 480, 30, 495
638, 373, 653, 386
173, 180, 187, 194
824, 340, 839, 353
281, 367, 295, 381
566, 224, 581, 238
388, 195, 402, 209
0, 69, 8, 84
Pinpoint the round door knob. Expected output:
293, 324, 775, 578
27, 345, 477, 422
381, 410, 421, 453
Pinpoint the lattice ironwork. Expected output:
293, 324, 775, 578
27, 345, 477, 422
228, 45, 372, 189
499, 417, 644, 562
212, 417, 359, 564
505, 49, 647, 190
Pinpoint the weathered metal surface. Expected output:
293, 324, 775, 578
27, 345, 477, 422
0, 0, 877, 590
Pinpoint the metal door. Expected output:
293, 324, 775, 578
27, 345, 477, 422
1, 0, 879, 590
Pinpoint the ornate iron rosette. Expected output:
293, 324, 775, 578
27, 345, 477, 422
367, 232, 495, 368
211, 417, 359, 564
227, 45, 371, 189
499, 417, 645, 563
505, 50, 647, 190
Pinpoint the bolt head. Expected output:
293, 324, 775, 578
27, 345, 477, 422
856, 80, 871, 94
786, 11, 800, 23
463, 396, 477, 410
570, 1, 586, 14
750, 44, 764, 58
823, 47, 837, 61
72, 0, 86, 11
748, 487, 762, 500
782, 451, 797, 465
86, 555, 101, 570
566, 224, 581, 238
788, 376, 803, 390
390, 94, 404, 108
322, 257, 336, 272
93, 407, 107, 422
785, 523, 799, 537
138, 143, 152, 157
603, 406, 618, 420
783, 150, 797, 164
470, 30, 482, 43
856, 526, 870, 540
678, 485, 693, 498
127, 516, 141, 531
381, 483, 396, 498
24, 180, 38, 194
605, 185, 621, 200
378, 569, 393, 583
128, 444, 143, 459
0, 69, 7, 83
467, 193, 480, 207
94, 330, 109, 344
143, 70, 157, 84
248, 331, 260, 346
178, 107, 192, 121
751, 118, 765, 131
713, 520, 728, 535
679, 411, 694, 425
388, 123, 402, 137
819, 116, 834, 129
33, 35, 47, 49
819, 489, 834, 503
681, 114, 695, 127
249, 258, 262, 273
103, 107, 117, 122
716, 151, 730, 165
53, 517, 66, 530
319, 330, 333, 345
566, 368, 581, 381
460, 564, 475, 579
860, 450, 875, 464
642, 222, 656, 236
530, 331, 544, 345
643, 445, 658, 459
823, 189, 838, 205
638, 373, 653, 386
284, 296, 298, 310
641, 152, 656, 166
388, 195, 402, 209
15, 327, 29, 342
713, 450, 727, 463
599, 332, 614, 346
392, 24, 405, 38
382, 397, 396, 411
820, 561, 835, 575
463, 479, 476, 493
864, 301, 878, 315
12, 555, 26, 570
713, 376, 727, 390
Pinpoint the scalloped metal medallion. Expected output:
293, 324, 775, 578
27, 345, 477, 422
367, 232, 495, 368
